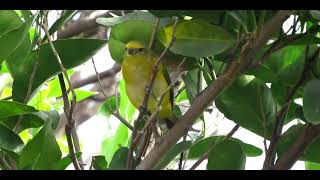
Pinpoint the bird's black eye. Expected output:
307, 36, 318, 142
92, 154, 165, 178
138, 48, 144, 52
124, 47, 128, 51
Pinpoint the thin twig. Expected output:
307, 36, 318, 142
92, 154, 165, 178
148, 18, 160, 50
189, 124, 240, 170
91, 58, 134, 130
59, 74, 81, 170
43, 12, 83, 170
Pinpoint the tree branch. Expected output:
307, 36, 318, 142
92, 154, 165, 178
71, 64, 121, 89
273, 124, 320, 170
136, 10, 292, 170
57, 10, 130, 39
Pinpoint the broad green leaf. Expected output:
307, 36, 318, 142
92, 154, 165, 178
159, 19, 235, 57
0, 123, 24, 154
20, 10, 31, 21
149, 10, 225, 24
0, 62, 9, 73
226, 11, 248, 33
68, 89, 97, 102
98, 96, 117, 117
11, 39, 107, 103
0, 12, 37, 64
0, 110, 60, 133
305, 161, 320, 170
101, 123, 129, 164
303, 79, 320, 124
148, 10, 186, 18
288, 33, 320, 45
0, 10, 22, 37
155, 141, 192, 170
19, 120, 62, 170
92, 155, 108, 170
188, 136, 262, 159
248, 45, 305, 86
97, 11, 170, 27
277, 124, 320, 163
52, 152, 82, 170
207, 140, 246, 170
310, 10, 320, 20
175, 89, 188, 102
5, 32, 32, 78
0, 100, 37, 118
119, 78, 136, 121
215, 75, 277, 139
109, 147, 135, 170
42, 10, 77, 42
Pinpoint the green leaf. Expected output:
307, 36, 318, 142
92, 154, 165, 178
207, 140, 246, 170
149, 10, 225, 24
305, 161, 320, 170
119, 78, 137, 121
98, 96, 117, 117
0, 123, 24, 154
92, 155, 108, 170
183, 69, 201, 103
188, 136, 262, 159
248, 45, 305, 86
19, 120, 62, 170
52, 152, 82, 170
0, 110, 60, 133
159, 19, 235, 57
97, 11, 170, 27
215, 75, 277, 139
0, 100, 37, 118
0, 11, 37, 64
231, 138, 263, 157
226, 11, 248, 33
69, 89, 98, 102
303, 79, 320, 124
109, 147, 134, 170
310, 10, 320, 20
42, 10, 77, 42
5, 32, 32, 78
175, 89, 188, 102
277, 124, 320, 163
101, 123, 129, 164
155, 141, 192, 170
11, 39, 107, 103
20, 10, 31, 21
148, 10, 186, 18
0, 10, 22, 37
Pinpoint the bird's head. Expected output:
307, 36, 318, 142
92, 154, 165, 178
125, 41, 146, 56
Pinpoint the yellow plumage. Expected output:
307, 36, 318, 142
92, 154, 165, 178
121, 41, 175, 125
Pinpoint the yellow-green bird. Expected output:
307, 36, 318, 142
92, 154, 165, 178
121, 41, 176, 129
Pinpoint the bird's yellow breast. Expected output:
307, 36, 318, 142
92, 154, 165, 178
121, 53, 172, 119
